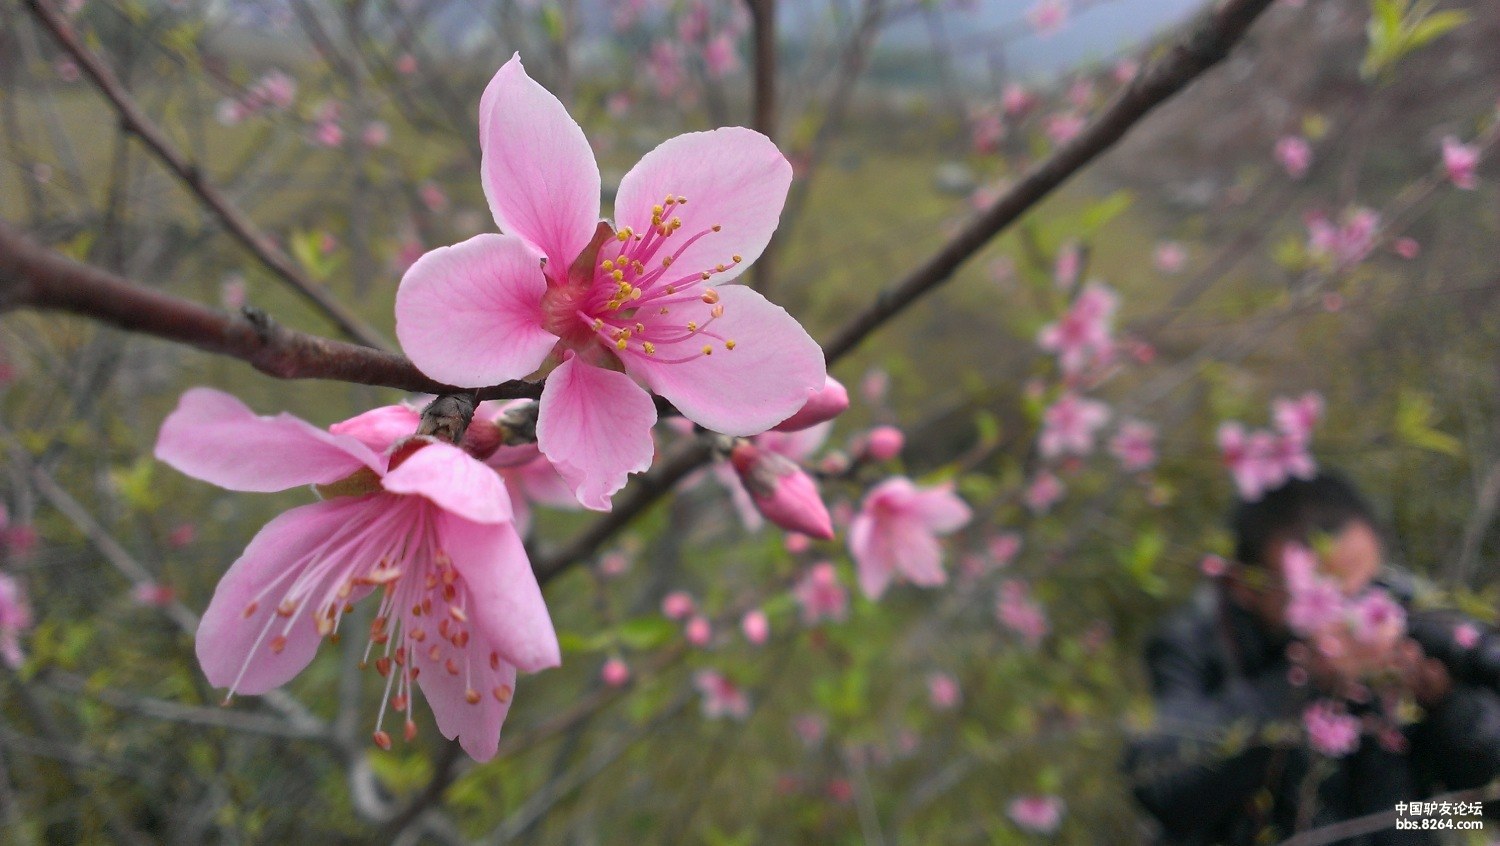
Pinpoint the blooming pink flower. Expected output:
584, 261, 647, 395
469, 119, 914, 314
1303, 700, 1360, 757
1218, 423, 1284, 501
850, 479, 970, 599
741, 609, 769, 645
154, 388, 556, 761
394, 56, 825, 511
1024, 470, 1065, 513
312, 120, 343, 148
648, 40, 687, 97
601, 657, 631, 687
996, 581, 1049, 647
1037, 282, 1118, 376
1272, 392, 1323, 443
794, 561, 849, 625
1025, 0, 1070, 36
863, 426, 904, 462
926, 672, 961, 710
1350, 590, 1405, 646
1153, 241, 1187, 274
1442, 135, 1479, 190
1305, 207, 1380, 269
1275, 136, 1312, 179
702, 32, 741, 79
1039, 392, 1110, 458
1007, 794, 1065, 834
695, 669, 749, 719
1109, 419, 1157, 472
0, 572, 32, 668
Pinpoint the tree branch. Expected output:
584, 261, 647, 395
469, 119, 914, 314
23, 0, 391, 349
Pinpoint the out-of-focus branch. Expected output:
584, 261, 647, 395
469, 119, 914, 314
0, 221, 540, 401
23, 0, 391, 350
820, 0, 1278, 364
745, 0, 779, 292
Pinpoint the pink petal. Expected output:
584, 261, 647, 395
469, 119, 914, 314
329, 404, 421, 454
195, 499, 362, 694
381, 442, 513, 525
438, 512, 559, 673
850, 512, 893, 600
909, 486, 972, 534
415, 637, 518, 762
156, 388, 381, 492
614, 127, 791, 285
512, 457, 581, 510
626, 286, 824, 435
479, 55, 600, 273
395, 234, 558, 387
536, 355, 657, 511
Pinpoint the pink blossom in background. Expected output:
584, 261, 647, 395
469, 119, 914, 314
312, 120, 343, 148
1272, 392, 1323, 443
741, 609, 770, 645
969, 109, 1006, 154
677, 0, 710, 42
862, 368, 890, 404
418, 181, 449, 213
648, 40, 687, 97
1007, 794, 1065, 834
989, 532, 1022, 567
1044, 112, 1086, 146
606, 91, 633, 119
0, 573, 32, 669
394, 56, 825, 512
395, 53, 418, 75
598, 549, 631, 578
1153, 241, 1187, 274
1455, 623, 1481, 649
55, 57, 80, 83
702, 32, 741, 79
132, 582, 177, 608
1442, 135, 1480, 190
1393, 237, 1420, 259
1305, 207, 1380, 268
1218, 422, 1299, 501
2, 525, 37, 557
996, 581, 1049, 647
601, 657, 631, 687
1275, 135, 1312, 179
784, 532, 811, 554
167, 522, 196, 549
1113, 58, 1140, 84
695, 669, 750, 719
793, 712, 827, 747
685, 615, 712, 647
1304, 700, 1360, 757
794, 562, 849, 625
1109, 419, 1158, 472
1025, 0, 1070, 36
249, 70, 297, 112
1037, 282, 1118, 376
926, 672, 961, 710
1200, 554, 1227, 578
1053, 241, 1081, 290
662, 591, 695, 620
361, 121, 391, 148
1025, 470, 1065, 514
1002, 83, 1035, 117
154, 389, 556, 761
1350, 590, 1405, 646
849, 478, 971, 599
864, 426, 905, 462
1066, 78, 1094, 109
1039, 392, 1110, 458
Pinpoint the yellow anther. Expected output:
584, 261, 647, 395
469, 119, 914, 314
663, 194, 676, 206
701, 289, 719, 304
677, 195, 687, 204
616, 338, 628, 350
612, 269, 625, 282
700, 272, 711, 280
643, 342, 656, 355
725, 339, 737, 350
635, 323, 645, 333
715, 264, 726, 272
630, 288, 641, 300
711, 304, 724, 318
732, 254, 743, 263
652, 204, 664, 216
702, 345, 713, 355
592, 318, 604, 331
602, 259, 615, 271
662, 256, 674, 267
665, 285, 677, 294
711, 224, 721, 231
686, 321, 698, 332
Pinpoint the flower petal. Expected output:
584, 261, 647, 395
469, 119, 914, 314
438, 513, 559, 673
329, 404, 421, 454
908, 486, 972, 534
395, 234, 558, 387
381, 442, 513, 525
850, 512, 893, 600
626, 286, 824, 435
156, 388, 381, 492
479, 54, 600, 273
536, 355, 657, 511
415, 636, 517, 762
195, 499, 366, 694
614, 127, 790, 285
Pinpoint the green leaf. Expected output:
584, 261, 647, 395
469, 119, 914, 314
1394, 389, 1463, 458
1405, 10, 1470, 50
615, 616, 677, 650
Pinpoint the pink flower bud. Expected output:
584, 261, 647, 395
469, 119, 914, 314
864, 426, 904, 461
773, 376, 849, 432
741, 609, 769, 645
167, 523, 196, 549
730, 443, 834, 540
662, 591, 695, 620
784, 533, 811, 554
685, 615, 712, 647
601, 657, 631, 687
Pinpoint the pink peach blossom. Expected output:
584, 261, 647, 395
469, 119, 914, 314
1303, 700, 1359, 757
849, 478, 971, 599
662, 591, 695, 620
1037, 282, 1118, 376
794, 562, 849, 625
1039, 392, 1110, 458
0, 572, 32, 669
741, 609, 770, 645
695, 669, 749, 719
1153, 241, 1187, 274
926, 672, 961, 710
864, 426, 905, 462
719, 423, 834, 536
996, 581, 1049, 647
1109, 419, 1157, 472
685, 615, 712, 646
1025, 470, 1065, 513
1442, 135, 1479, 190
1007, 794, 1065, 834
1025, 0, 1070, 36
1275, 136, 1312, 179
1002, 83, 1035, 117
394, 56, 825, 511
601, 657, 631, 687
154, 388, 555, 761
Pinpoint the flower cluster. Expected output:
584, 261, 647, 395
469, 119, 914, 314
1218, 392, 1322, 501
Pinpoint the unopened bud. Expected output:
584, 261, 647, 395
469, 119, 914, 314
863, 426, 904, 461
741, 609, 770, 646
730, 442, 834, 540
601, 657, 631, 687
773, 377, 849, 432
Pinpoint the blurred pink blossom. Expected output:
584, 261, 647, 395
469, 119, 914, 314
1007, 794, 1065, 834
1109, 419, 1158, 472
1443, 136, 1480, 190
1044, 112, 1085, 146
662, 591, 695, 620
0, 573, 32, 669
1037, 282, 1117, 376
601, 657, 631, 687
1039, 392, 1110, 458
132, 582, 177, 608
850, 478, 971, 599
1304, 700, 1360, 757
686, 615, 712, 647
996, 581, 1049, 647
1153, 241, 1187, 274
1025, 0, 1070, 36
695, 669, 749, 719
741, 609, 770, 645
926, 672, 961, 710
794, 562, 849, 625
1025, 470, 1065, 513
1275, 136, 1312, 179
1002, 83, 1035, 117
864, 426, 904, 462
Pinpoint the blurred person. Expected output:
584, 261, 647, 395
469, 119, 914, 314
1126, 472, 1500, 844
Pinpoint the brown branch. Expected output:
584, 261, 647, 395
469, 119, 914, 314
0, 220, 539, 400
23, 0, 391, 350
745, 0, 779, 293
819, 0, 1278, 365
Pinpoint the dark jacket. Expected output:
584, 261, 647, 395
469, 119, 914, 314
1125, 577, 1500, 845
